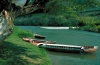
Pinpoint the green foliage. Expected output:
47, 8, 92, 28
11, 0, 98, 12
80, 25, 98, 32
45, 0, 100, 15
14, 13, 80, 26
97, 26, 100, 33
13, 0, 100, 33
46, 0, 76, 15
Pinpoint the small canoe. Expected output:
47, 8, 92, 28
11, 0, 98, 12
34, 34, 46, 39
37, 43, 98, 54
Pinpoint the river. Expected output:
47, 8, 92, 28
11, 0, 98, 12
18, 26, 100, 65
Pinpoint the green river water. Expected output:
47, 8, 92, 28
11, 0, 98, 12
18, 26, 100, 65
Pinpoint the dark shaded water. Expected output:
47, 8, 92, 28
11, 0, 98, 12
18, 26, 100, 65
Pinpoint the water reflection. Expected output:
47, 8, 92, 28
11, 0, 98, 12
48, 51, 97, 60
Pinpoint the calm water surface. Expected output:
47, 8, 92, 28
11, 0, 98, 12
18, 26, 100, 65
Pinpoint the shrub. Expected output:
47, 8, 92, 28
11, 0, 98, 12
97, 26, 100, 33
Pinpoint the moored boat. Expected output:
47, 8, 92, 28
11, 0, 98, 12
34, 34, 46, 39
37, 43, 98, 54
23, 38, 56, 45
34, 39, 56, 44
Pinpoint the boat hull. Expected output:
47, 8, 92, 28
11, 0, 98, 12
37, 43, 98, 54
45, 48, 80, 53
34, 34, 46, 39
34, 36, 46, 39
33, 39, 56, 44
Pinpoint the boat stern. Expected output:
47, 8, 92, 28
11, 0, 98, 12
84, 46, 98, 53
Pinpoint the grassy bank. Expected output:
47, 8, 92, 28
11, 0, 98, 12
0, 26, 51, 65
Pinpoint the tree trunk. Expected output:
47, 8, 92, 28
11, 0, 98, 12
0, 10, 13, 44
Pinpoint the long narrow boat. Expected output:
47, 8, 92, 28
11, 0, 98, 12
37, 43, 98, 54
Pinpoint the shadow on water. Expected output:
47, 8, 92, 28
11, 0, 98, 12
47, 51, 97, 60
0, 41, 40, 65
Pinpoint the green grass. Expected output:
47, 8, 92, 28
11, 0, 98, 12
0, 26, 52, 65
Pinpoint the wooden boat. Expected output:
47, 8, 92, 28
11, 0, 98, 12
23, 38, 56, 44
34, 34, 46, 39
37, 43, 98, 54
31, 39, 56, 44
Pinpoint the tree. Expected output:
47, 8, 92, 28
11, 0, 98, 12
0, 0, 100, 44
0, 0, 50, 44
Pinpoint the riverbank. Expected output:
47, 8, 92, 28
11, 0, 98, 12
14, 13, 100, 33
0, 26, 52, 65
